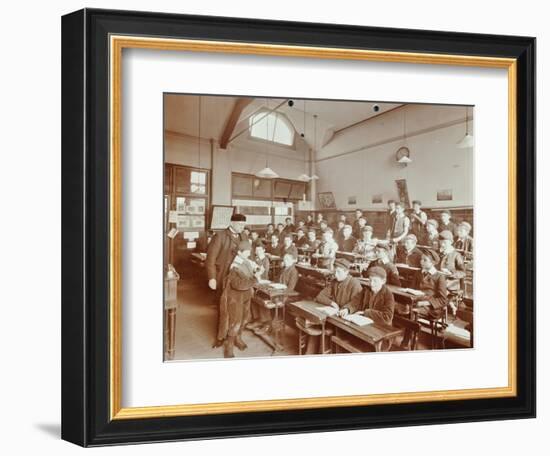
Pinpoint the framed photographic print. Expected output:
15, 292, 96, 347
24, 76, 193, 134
318, 191, 337, 209
62, 8, 535, 447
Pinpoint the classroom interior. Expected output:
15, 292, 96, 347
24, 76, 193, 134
163, 94, 474, 361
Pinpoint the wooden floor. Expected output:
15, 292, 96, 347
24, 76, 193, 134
171, 264, 437, 361
172, 271, 302, 360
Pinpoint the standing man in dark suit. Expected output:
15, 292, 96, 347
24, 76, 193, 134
206, 213, 248, 346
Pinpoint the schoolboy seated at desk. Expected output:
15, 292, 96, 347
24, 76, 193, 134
266, 234, 283, 257
318, 220, 329, 234
414, 249, 449, 316
338, 266, 395, 326
248, 253, 299, 335
283, 217, 295, 234
400, 249, 448, 349
249, 231, 262, 260
276, 223, 286, 242
395, 234, 423, 268
303, 229, 321, 251
312, 228, 339, 270
455, 221, 474, 255
295, 228, 308, 248
338, 224, 357, 253
281, 234, 299, 259
438, 230, 466, 280
366, 244, 401, 286
352, 216, 368, 239
314, 213, 325, 229
353, 226, 377, 256
335, 220, 346, 246
296, 258, 362, 354
306, 214, 315, 228
296, 219, 307, 232
315, 258, 362, 309
423, 219, 440, 250
264, 223, 275, 241
254, 243, 270, 280
439, 210, 457, 236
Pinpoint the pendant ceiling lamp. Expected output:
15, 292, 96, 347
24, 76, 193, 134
297, 107, 319, 181
256, 98, 279, 179
457, 105, 474, 148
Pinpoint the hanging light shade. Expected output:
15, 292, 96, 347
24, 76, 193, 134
255, 99, 279, 179
256, 166, 279, 179
457, 106, 474, 148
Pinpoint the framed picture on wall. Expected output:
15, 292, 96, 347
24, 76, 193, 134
318, 191, 337, 209
62, 8, 535, 447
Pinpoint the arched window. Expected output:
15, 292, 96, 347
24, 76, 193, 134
249, 110, 294, 146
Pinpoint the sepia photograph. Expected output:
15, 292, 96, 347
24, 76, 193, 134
163, 94, 474, 361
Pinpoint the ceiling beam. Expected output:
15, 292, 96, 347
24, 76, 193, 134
219, 97, 253, 149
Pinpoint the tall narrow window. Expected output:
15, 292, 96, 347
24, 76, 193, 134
190, 171, 206, 194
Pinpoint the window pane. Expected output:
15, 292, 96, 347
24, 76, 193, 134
250, 111, 293, 146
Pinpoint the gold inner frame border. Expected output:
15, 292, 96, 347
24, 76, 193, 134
109, 35, 517, 420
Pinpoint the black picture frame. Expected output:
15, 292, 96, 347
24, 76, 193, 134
62, 8, 535, 447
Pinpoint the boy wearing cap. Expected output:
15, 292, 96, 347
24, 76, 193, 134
414, 249, 449, 316
455, 221, 474, 254
338, 224, 357, 253
366, 245, 401, 286
410, 200, 428, 241
399, 249, 448, 349
217, 240, 263, 358
339, 266, 395, 326
315, 258, 363, 311
439, 230, 466, 280
395, 234, 423, 268
439, 210, 457, 236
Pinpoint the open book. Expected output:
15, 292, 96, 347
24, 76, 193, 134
401, 288, 425, 297
342, 313, 374, 326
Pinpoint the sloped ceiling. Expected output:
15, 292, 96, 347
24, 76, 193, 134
164, 94, 401, 150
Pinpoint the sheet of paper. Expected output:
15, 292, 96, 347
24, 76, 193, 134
167, 228, 178, 239
187, 241, 196, 249
168, 210, 178, 223
183, 231, 199, 240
